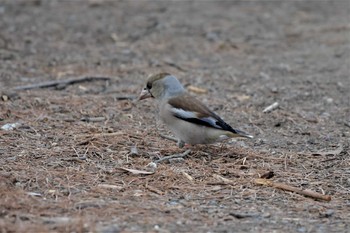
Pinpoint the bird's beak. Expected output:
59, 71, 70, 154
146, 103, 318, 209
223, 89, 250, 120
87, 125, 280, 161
138, 88, 152, 100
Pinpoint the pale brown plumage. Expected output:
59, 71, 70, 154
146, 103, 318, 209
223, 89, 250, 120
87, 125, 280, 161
139, 73, 253, 147
168, 94, 213, 119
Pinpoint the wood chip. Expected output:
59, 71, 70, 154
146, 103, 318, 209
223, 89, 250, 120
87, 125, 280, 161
182, 171, 194, 181
263, 102, 279, 113
187, 85, 208, 94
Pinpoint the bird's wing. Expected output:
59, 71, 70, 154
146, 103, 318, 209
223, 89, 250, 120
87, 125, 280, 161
167, 94, 235, 132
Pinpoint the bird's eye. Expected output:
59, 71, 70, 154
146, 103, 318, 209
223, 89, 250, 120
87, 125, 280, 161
146, 82, 152, 89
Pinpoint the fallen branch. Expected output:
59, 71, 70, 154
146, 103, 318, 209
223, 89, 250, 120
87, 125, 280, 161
13, 76, 111, 91
154, 149, 191, 164
254, 178, 331, 202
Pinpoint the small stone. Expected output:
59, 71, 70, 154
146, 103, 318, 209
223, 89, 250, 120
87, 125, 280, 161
1, 95, 8, 101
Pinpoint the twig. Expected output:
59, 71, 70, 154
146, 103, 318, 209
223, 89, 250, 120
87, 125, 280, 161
163, 60, 187, 72
182, 171, 194, 181
76, 132, 124, 138
213, 174, 235, 184
80, 116, 106, 122
97, 184, 123, 190
344, 121, 350, 128
254, 178, 331, 201
154, 149, 191, 164
206, 182, 232, 186
117, 167, 155, 175
230, 212, 260, 219
263, 102, 279, 113
114, 95, 135, 100
159, 133, 178, 142
61, 156, 87, 163
13, 76, 111, 91
311, 145, 343, 156
146, 185, 164, 195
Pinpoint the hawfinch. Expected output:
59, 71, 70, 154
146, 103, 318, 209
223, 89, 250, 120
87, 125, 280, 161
139, 73, 253, 147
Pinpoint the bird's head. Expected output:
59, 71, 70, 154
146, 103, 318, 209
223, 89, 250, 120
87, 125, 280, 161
139, 73, 185, 100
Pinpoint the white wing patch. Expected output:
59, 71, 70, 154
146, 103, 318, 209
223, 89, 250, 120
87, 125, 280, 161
171, 108, 196, 118
171, 108, 222, 129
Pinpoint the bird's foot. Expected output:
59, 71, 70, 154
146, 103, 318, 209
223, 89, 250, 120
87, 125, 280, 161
177, 140, 186, 148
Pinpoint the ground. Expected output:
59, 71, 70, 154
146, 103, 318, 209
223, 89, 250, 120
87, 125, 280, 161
0, 0, 349, 232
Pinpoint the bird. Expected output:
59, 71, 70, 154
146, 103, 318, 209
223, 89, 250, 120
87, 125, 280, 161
139, 73, 253, 148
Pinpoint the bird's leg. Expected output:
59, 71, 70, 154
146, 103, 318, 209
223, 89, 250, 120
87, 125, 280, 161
219, 141, 227, 153
177, 140, 186, 148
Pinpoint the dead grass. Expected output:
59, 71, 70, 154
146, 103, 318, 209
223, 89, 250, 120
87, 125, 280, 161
0, 1, 349, 232
0, 87, 349, 232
